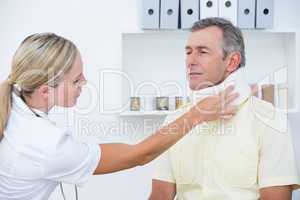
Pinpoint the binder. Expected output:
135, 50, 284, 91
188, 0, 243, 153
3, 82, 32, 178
142, 0, 160, 29
181, 0, 200, 29
237, 0, 256, 29
160, 0, 180, 29
200, 0, 219, 19
256, 0, 274, 29
219, 0, 237, 25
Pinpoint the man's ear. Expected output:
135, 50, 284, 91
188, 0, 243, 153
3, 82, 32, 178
226, 52, 241, 73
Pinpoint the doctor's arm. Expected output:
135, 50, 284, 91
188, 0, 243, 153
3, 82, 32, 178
93, 86, 238, 175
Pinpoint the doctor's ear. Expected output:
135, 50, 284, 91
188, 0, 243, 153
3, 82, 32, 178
226, 52, 241, 72
37, 85, 52, 99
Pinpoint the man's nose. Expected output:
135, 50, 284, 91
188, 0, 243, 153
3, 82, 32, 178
186, 52, 198, 68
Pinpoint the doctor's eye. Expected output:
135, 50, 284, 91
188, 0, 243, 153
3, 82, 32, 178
73, 79, 81, 85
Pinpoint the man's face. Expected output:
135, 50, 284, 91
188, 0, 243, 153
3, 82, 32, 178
185, 26, 229, 90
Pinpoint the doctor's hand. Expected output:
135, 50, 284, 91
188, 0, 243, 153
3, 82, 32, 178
189, 85, 239, 123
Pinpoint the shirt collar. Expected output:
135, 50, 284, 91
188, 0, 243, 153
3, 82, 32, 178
31, 108, 49, 119
189, 69, 252, 106
12, 92, 49, 119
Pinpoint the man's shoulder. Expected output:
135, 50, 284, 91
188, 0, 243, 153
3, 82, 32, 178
248, 96, 288, 133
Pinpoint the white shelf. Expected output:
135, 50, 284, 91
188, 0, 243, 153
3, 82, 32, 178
120, 110, 175, 117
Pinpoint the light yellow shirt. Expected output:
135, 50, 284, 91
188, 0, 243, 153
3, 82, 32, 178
153, 96, 300, 200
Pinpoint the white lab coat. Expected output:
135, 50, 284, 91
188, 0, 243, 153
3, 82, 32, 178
0, 92, 101, 200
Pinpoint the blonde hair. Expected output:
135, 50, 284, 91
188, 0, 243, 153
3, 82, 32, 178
0, 33, 78, 137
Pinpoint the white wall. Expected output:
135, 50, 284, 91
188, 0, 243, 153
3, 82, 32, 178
0, 0, 299, 199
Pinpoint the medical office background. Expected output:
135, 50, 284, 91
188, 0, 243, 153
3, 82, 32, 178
0, 0, 300, 199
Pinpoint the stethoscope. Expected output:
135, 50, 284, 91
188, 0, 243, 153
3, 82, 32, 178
17, 90, 79, 200
30, 108, 79, 200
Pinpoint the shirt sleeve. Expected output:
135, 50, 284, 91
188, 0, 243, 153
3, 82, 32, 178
258, 119, 300, 189
43, 133, 101, 186
152, 114, 177, 183
152, 150, 176, 183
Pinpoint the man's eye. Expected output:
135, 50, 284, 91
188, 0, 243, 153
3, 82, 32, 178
186, 51, 191, 55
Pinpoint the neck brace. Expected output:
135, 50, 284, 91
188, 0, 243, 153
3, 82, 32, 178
189, 69, 252, 106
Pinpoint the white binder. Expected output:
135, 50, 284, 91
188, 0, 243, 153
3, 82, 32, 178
181, 0, 200, 29
200, 0, 219, 19
160, 0, 180, 29
219, 0, 237, 25
237, 0, 256, 29
142, 0, 160, 29
256, 0, 274, 29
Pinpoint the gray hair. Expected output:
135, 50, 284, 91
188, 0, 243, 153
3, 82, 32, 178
191, 17, 245, 68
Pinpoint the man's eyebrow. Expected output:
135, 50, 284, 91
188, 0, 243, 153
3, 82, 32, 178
196, 46, 210, 51
185, 46, 210, 51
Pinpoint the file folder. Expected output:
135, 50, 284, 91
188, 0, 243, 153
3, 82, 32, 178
237, 0, 256, 29
200, 0, 219, 19
160, 0, 180, 29
256, 0, 274, 29
219, 0, 237, 25
142, 0, 160, 29
181, 0, 200, 29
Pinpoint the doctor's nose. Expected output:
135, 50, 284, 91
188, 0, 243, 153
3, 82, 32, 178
78, 75, 87, 88
82, 76, 87, 86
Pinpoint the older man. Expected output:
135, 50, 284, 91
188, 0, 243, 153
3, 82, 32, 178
149, 17, 300, 200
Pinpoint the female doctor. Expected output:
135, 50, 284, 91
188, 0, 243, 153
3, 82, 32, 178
0, 33, 238, 199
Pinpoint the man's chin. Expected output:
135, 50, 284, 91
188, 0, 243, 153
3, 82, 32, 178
189, 82, 213, 91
